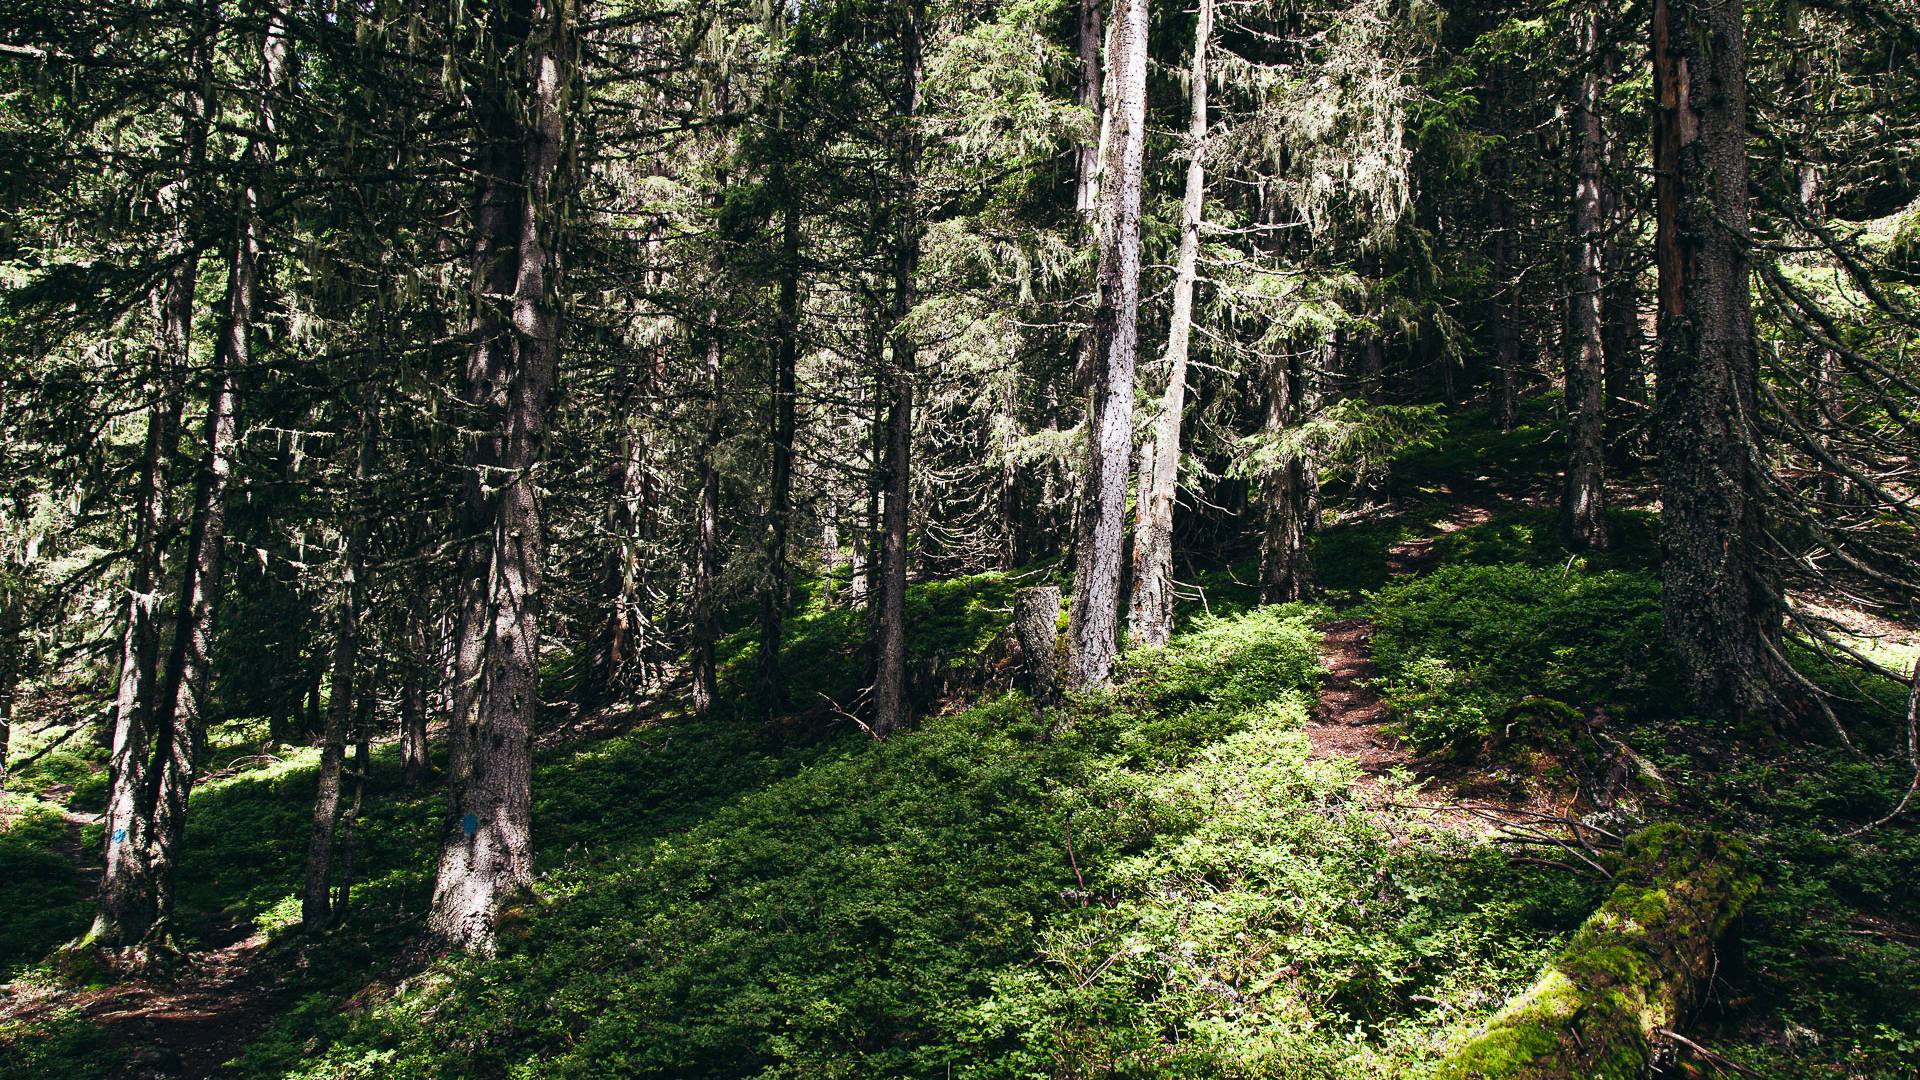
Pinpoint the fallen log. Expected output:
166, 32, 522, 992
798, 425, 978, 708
1436, 824, 1758, 1080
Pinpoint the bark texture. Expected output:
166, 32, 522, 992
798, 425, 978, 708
1013, 586, 1062, 707
1128, 0, 1209, 650
1067, 0, 1148, 690
1436, 826, 1756, 1080
429, 0, 569, 953
1651, 0, 1784, 720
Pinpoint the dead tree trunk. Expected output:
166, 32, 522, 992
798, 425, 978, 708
429, 0, 570, 954
1561, 2, 1610, 550
1013, 586, 1062, 706
1073, 0, 1104, 214
1436, 827, 1756, 1080
1067, 0, 1148, 690
1652, 0, 1784, 721
872, 1, 923, 737
1129, 0, 1210, 651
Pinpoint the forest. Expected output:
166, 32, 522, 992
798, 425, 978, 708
0, 0, 1917, 1075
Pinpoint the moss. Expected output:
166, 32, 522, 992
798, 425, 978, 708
1434, 825, 1757, 1080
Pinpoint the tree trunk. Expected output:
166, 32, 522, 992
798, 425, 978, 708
1128, 0, 1209, 651
1436, 827, 1756, 1080
757, 197, 801, 721
1602, 218, 1648, 464
1562, 2, 1610, 551
1260, 351, 1317, 603
1489, 177, 1523, 431
303, 417, 373, 932
872, 1, 923, 737
1013, 586, 1062, 706
136, 8, 288, 949
91, 8, 214, 948
1067, 0, 1148, 690
0, 591, 20, 797
401, 601, 432, 785
1651, 0, 1784, 721
330, 690, 374, 921
428, 0, 569, 954
1073, 0, 1104, 214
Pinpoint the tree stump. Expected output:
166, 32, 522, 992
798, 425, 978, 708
1013, 586, 1062, 706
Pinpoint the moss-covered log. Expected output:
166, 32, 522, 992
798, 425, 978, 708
1437, 824, 1758, 1080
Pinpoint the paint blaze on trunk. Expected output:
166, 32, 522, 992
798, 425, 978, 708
1068, 0, 1149, 689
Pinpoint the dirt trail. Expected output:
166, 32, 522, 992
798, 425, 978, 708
1306, 619, 1401, 782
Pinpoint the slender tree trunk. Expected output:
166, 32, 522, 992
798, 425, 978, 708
91, 6, 215, 947
689, 264, 725, 715
1489, 175, 1523, 431
136, 9, 287, 949
1073, 0, 1104, 213
1562, 2, 1610, 550
303, 417, 373, 932
1652, 0, 1783, 721
1260, 351, 1317, 602
758, 198, 801, 721
429, 0, 569, 953
1067, 0, 1148, 689
872, 0, 923, 737
1602, 214, 1648, 463
331, 689, 373, 919
0, 592, 20, 797
1128, 0, 1210, 650
401, 601, 432, 785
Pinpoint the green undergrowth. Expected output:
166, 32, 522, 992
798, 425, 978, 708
0, 793, 92, 979
716, 570, 1024, 720
228, 605, 1594, 1079
1346, 548, 1920, 1077
1362, 562, 1668, 752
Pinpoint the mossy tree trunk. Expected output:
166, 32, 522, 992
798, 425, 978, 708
1437, 825, 1758, 1080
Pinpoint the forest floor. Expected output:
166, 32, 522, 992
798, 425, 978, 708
3, 404, 1917, 1078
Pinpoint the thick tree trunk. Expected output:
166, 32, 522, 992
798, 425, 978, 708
1651, 0, 1784, 721
1128, 0, 1210, 651
872, 2, 923, 737
1067, 0, 1148, 690
428, 0, 568, 954
1436, 826, 1756, 1080
136, 10, 287, 949
757, 198, 801, 720
1013, 586, 1062, 706
1562, 3, 1610, 551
